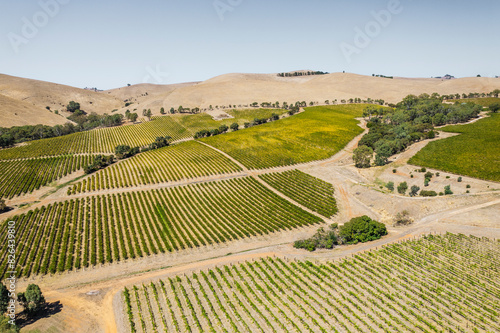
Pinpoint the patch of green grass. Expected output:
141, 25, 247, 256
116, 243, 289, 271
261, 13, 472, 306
409, 113, 500, 182
201, 104, 372, 169
454, 97, 500, 107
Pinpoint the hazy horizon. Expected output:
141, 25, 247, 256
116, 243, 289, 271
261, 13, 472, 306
2, 0, 499, 90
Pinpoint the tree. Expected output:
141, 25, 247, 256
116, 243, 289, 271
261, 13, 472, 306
489, 103, 500, 113
0, 199, 6, 213
230, 123, 239, 131
66, 101, 80, 112
294, 224, 338, 251
129, 113, 138, 122
17, 284, 46, 316
218, 125, 229, 133
160, 107, 165, 115
115, 145, 131, 159
0, 316, 19, 333
492, 89, 500, 98
338, 216, 387, 244
386, 181, 394, 192
444, 185, 453, 195
374, 143, 392, 166
397, 182, 408, 195
142, 109, 152, 121
409, 185, 420, 197
0, 282, 9, 314
353, 146, 373, 168
169, 107, 175, 114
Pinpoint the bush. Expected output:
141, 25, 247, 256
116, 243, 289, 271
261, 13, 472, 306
420, 190, 438, 197
393, 210, 413, 226
386, 181, 394, 192
458, 177, 462, 182
17, 284, 46, 317
397, 182, 408, 195
392, 169, 397, 173
409, 185, 420, 197
338, 216, 387, 245
444, 185, 453, 195
293, 224, 338, 251
466, 184, 471, 189
353, 146, 373, 168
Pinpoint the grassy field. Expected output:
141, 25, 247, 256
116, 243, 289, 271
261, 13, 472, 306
453, 97, 500, 107
201, 105, 372, 169
409, 112, 500, 182
122, 233, 500, 332
260, 170, 337, 217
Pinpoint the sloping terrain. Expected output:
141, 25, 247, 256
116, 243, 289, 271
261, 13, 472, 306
2, 72, 500, 127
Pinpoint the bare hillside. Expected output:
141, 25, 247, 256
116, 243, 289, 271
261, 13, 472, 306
1, 72, 500, 127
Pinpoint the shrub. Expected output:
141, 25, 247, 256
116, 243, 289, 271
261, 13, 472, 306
393, 210, 413, 226
466, 184, 471, 189
420, 190, 438, 197
294, 224, 338, 251
420, 167, 427, 173
386, 181, 394, 192
397, 182, 408, 195
425, 171, 434, 179
339, 216, 387, 245
353, 146, 373, 168
409, 185, 420, 197
457, 177, 462, 182
392, 169, 397, 173
444, 185, 453, 195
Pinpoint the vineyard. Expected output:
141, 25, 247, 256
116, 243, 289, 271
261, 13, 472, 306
0, 109, 287, 160
410, 113, 500, 181
201, 105, 368, 169
70, 141, 243, 193
259, 170, 337, 217
123, 233, 500, 333
0, 155, 92, 199
0, 177, 321, 279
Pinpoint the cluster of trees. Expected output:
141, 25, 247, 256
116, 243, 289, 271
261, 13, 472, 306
67, 110, 123, 129
115, 145, 141, 160
277, 71, 329, 77
294, 215, 387, 251
294, 224, 338, 251
0, 101, 127, 148
83, 155, 114, 174
0, 283, 46, 330
194, 124, 236, 139
124, 110, 139, 122
353, 95, 483, 168
441, 89, 500, 100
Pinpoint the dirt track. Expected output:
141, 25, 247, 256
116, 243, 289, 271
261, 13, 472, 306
14, 117, 500, 333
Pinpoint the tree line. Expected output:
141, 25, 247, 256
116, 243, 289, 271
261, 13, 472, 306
353, 95, 484, 168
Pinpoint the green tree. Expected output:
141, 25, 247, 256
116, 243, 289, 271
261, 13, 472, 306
409, 185, 420, 197
66, 101, 80, 112
230, 123, 239, 131
489, 103, 500, 113
129, 113, 138, 122
0, 283, 9, 314
353, 146, 373, 168
169, 107, 175, 114
374, 143, 392, 166
444, 185, 453, 195
0, 316, 19, 333
115, 145, 131, 159
160, 107, 165, 115
397, 182, 408, 195
17, 284, 46, 316
219, 125, 229, 133
492, 89, 500, 98
386, 181, 394, 192
338, 216, 387, 244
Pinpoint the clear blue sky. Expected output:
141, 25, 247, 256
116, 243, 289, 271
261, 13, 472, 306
1, 0, 499, 89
